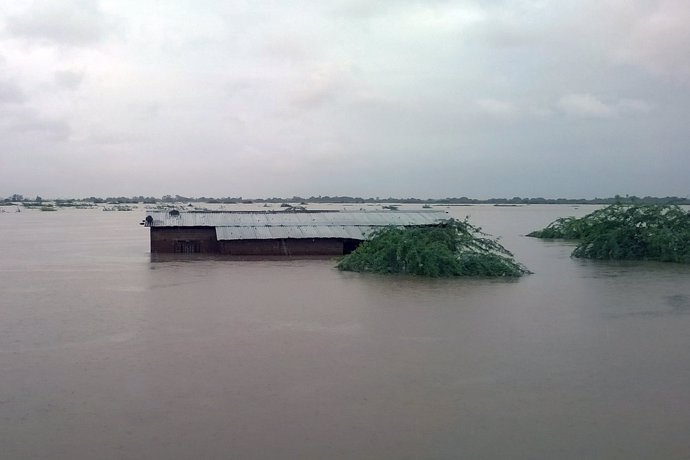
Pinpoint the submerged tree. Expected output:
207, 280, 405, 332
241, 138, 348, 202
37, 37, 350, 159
528, 204, 690, 263
337, 219, 530, 277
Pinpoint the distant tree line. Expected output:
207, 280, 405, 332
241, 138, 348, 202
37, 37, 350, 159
2, 193, 689, 205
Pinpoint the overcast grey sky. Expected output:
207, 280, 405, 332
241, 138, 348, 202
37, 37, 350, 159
1, 0, 689, 199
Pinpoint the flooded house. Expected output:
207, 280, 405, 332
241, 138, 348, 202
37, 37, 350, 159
143, 210, 446, 255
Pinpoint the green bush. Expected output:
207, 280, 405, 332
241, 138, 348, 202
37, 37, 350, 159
337, 219, 530, 277
528, 204, 690, 263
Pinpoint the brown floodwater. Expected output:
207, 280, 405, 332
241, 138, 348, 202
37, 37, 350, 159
1, 204, 689, 459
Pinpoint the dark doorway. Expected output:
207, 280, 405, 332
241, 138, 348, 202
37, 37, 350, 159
343, 239, 361, 254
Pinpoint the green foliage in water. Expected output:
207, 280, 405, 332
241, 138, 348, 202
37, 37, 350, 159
337, 219, 530, 277
528, 204, 690, 263
526, 216, 591, 239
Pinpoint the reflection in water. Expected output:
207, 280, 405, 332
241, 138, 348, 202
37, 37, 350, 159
1, 205, 689, 459
666, 294, 690, 312
607, 294, 690, 319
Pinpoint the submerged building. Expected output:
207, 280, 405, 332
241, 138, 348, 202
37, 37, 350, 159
143, 210, 446, 255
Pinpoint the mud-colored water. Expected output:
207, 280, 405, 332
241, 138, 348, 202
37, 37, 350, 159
1, 204, 689, 459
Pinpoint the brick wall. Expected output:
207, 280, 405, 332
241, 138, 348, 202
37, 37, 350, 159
150, 227, 218, 253
219, 238, 345, 256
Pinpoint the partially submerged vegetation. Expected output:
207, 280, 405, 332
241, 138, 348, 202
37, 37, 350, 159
528, 204, 690, 263
337, 219, 530, 277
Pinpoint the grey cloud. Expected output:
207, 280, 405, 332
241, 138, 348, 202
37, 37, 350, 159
0, 0, 688, 198
330, 0, 415, 19
615, 0, 690, 78
475, 98, 518, 119
6, 0, 111, 46
0, 80, 26, 104
464, 0, 690, 83
54, 70, 84, 90
88, 127, 141, 145
330, 0, 463, 19
550, 0, 690, 80
262, 35, 310, 63
467, 3, 546, 49
2, 107, 71, 141
474, 24, 538, 48
556, 94, 653, 119
16, 118, 71, 141
289, 64, 350, 109
616, 99, 652, 115
557, 94, 616, 119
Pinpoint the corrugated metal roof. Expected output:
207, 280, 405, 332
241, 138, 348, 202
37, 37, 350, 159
145, 211, 446, 228
145, 210, 447, 241
215, 225, 376, 241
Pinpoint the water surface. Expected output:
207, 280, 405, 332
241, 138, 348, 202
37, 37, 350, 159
1, 205, 689, 459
